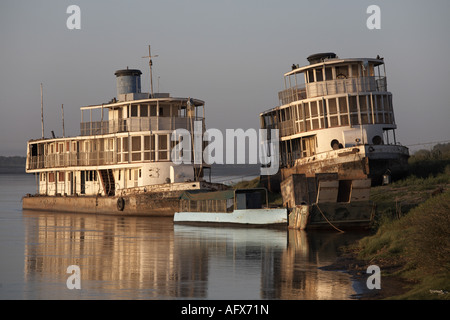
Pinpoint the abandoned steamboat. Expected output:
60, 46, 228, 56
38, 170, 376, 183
23, 64, 225, 216
260, 53, 409, 229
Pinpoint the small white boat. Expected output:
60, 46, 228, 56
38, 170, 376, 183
174, 188, 287, 226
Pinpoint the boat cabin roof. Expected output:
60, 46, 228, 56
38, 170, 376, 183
81, 96, 205, 111
285, 57, 385, 77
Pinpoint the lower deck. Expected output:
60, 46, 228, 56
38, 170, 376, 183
23, 180, 227, 216
29, 162, 208, 197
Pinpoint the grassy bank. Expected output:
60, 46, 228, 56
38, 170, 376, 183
352, 146, 450, 299
232, 145, 450, 299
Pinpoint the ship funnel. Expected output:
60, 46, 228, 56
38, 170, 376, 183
114, 68, 142, 96
307, 52, 336, 64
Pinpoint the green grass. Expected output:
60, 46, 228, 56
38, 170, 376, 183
355, 149, 450, 299
356, 190, 450, 299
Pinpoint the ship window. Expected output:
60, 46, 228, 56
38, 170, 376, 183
361, 113, 369, 124
49, 172, 55, 182
308, 70, 314, 83
158, 134, 168, 149
339, 97, 348, 113
150, 105, 157, 116
301, 136, 316, 157
315, 68, 323, 82
310, 101, 318, 117
328, 98, 337, 115
312, 119, 319, 130
318, 100, 324, 116
144, 136, 151, 150
330, 116, 339, 127
131, 105, 138, 117
331, 139, 340, 150
140, 105, 148, 117
325, 67, 333, 80
359, 96, 368, 112
30, 144, 37, 157
351, 64, 359, 78
106, 138, 114, 151
122, 138, 128, 152
132, 136, 141, 151
132, 136, 141, 161
349, 96, 358, 113
158, 134, 168, 160
372, 135, 383, 145
336, 66, 348, 79
350, 114, 359, 125
144, 135, 155, 161
303, 103, 310, 119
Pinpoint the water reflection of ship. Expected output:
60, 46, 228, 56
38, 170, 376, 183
22, 211, 364, 299
278, 230, 366, 299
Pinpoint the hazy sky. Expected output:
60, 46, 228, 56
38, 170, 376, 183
1, 0, 449, 156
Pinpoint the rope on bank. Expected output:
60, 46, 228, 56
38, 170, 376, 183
314, 203, 345, 233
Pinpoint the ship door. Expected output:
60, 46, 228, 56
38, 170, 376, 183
69, 172, 73, 195
81, 171, 85, 194
134, 169, 139, 187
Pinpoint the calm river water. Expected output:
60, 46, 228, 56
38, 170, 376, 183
0, 174, 368, 300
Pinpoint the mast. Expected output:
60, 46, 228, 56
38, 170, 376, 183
41, 83, 44, 138
142, 45, 159, 97
62, 104, 65, 137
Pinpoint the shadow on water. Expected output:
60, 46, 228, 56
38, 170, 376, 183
17, 210, 368, 300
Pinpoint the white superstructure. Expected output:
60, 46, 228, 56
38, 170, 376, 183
26, 68, 209, 197
260, 53, 409, 187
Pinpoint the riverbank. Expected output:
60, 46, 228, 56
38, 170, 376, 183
327, 162, 450, 300
233, 146, 450, 300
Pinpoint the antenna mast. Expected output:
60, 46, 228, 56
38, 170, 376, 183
62, 104, 65, 138
41, 83, 44, 138
142, 45, 159, 97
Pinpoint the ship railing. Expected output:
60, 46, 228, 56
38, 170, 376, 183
278, 120, 295, 137
80, 116, 204, 136
28, 151, 119, 170
278, 76, 387, 104
278, 86, 307, 105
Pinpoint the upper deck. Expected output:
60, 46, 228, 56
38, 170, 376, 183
26, 67, 207, 172
277, 54, 387, 105
79, 95, 205, 136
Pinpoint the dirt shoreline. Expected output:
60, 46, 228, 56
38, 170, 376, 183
322, 250, 414, 300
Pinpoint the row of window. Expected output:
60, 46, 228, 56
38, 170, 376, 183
262, 93, 394, 135
125, 103, 198, 118
40, 170, 98, 183
40, 169, 143, 183
42, 133, 176, 157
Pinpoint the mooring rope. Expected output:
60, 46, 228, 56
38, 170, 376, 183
314, 203, 345, 233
